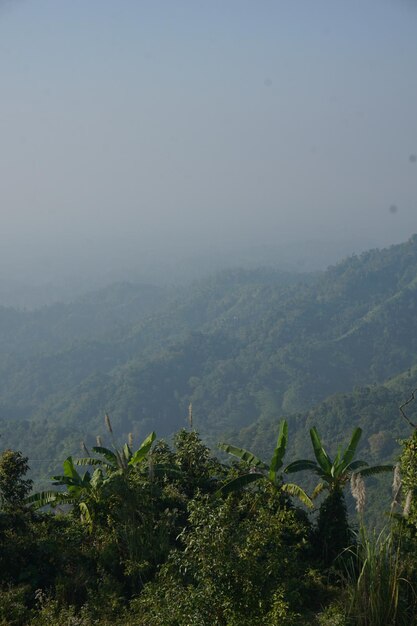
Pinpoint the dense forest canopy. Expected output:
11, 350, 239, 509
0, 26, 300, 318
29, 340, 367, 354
0, 419, 416, 625
1, 236, 417, 488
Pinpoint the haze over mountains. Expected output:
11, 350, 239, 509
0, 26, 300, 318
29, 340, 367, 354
1, 235, 417, 490
0, 237, 376, 309
2, 1, 417, 311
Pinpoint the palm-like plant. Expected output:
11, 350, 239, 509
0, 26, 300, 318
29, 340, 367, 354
75, 431, 156, 473
285, 426, 393, 565
284, 426, 393, 497
25, 456, 102, 527
25, 432, 157, 527
217, 420, 313, 508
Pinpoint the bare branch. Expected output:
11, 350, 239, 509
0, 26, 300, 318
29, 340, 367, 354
399, 388, 417, 429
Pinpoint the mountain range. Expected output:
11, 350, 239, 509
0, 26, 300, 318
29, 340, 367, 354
1, 235, 417, 488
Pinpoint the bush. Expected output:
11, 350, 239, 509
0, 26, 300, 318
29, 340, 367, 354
135, 489, 310, 625
0, 586, 31, 626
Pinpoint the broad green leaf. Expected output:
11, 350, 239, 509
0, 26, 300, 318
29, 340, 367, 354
25, 490, 72, 509
51, 476, 84, 496
357, 465, 394, 477
341, 427, 362, 469
311, 482, 326, 499
310, 427, 333, 474
281, 483, 313, 508
139, 431, 156, 450
216, 472, 265, 497
75, 457, 113, 470
123, 443, 132, 461
129, 431, 156, 466
285, 460, 321, 474
90, 468, 104, 489
115, 449, 127, 470
79, 502, 93, 531
269, 420, 288, 482
51, 475, 79, 486
333, 445, 342, 469
25, 490, 60, 507
91, 446, 118, 467
63, 457, 82, 484
52, 466, 90, 494
347, 460, 369, 472
218, 443, 268, 470
81, 470, 91, 485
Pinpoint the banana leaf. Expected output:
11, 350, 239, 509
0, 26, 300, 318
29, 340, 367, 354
310, 428, 333, 474
129, 431, 156, 466
216, 472, 264, 497
281, 482, 313, 508
269, 420, 288, 482
356, 465, 394, 477
91, 446, 118, 467
341, 427, 362, 469
218, 443, 268, 470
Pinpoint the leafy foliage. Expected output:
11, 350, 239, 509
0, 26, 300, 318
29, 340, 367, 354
1, 421, 416, 624
218, 420, 313, 508
135, 492, 311, 626
286, 426, 393, 494
0, 449, 32, 511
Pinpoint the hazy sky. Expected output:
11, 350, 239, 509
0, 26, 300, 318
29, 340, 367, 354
1, 0, 417, 281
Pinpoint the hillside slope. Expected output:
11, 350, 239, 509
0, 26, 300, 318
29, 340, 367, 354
1, 236, 417, 485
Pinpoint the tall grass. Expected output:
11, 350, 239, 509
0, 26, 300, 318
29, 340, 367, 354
343, 524, 415, 626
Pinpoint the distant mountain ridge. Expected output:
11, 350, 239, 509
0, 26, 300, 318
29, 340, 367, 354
0, 236, 375, 308
1, 235, 417, 487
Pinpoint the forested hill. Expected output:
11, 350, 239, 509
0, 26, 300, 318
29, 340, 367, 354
0, 282, 171, 355
235, 364, 417, 485
2, 235, 417, 485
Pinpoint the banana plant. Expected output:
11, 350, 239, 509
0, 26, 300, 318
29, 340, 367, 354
25, 455, 102, 525
26, 432, 158, 508
217, 420, 313, 508
284, 426, 393, 497
75, 431, 156, 474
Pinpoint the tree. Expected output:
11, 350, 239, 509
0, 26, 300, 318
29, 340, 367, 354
218, 420, 313, 508
135, 491, 311, 626
0, 449, 32, 511
285, 426, 393, 564
75, 431, 156, 473
26, 431, 157, 520
285, 426, 393, 496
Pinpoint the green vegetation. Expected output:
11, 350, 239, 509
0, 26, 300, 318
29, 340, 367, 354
218, 419, 313, 507
1, 236, 417, 621
343, 525, 410, 626
1, 419, 416, 625
2, 237, 417, 491
285, 426, 393, 564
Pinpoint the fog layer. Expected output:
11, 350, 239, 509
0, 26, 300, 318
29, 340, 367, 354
1, 0, 416, 293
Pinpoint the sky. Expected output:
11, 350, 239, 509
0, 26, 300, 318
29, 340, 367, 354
1, 0, 417, 286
